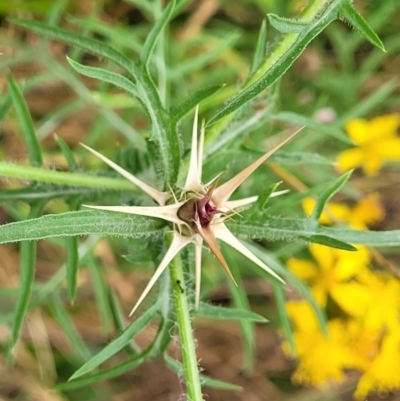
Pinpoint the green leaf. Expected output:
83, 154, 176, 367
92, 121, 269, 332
336, 79, 397, 125
272, 282, 295, 355
67, 56, 140, 99
87, 256, 112, 332
207, 0, 342, 126
108, 289, 140, 355
229, 217, 400, 247
54, 134, 79, 171
163, 354, 242, 391
10, 202, 46, 348
171, 85, 225, 123
0, 161, 141, 192
11, 18, 138, 78
273, 111, 352, 144
340, 2, 385, 51
223, 247, 255, 371
7, 74, 43, 167
195, 302, 268, 323
268, 13, 311, 33
139, 0, 175, 67
0, 210, 164, 244
69, 301, 159, 380
66, 236, 79, 302
49, 293, 91, 362
242, 242, 328, 336
10, 241, 36, 349
55, 351, 148, 390
250, 19, 267, 74
307, 234, 357, 251
311, 171, 352, 220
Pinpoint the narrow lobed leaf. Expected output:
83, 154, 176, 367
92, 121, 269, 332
195, 302, 268, 323
171, 85, 225, 123
340, 1, 385, 51
11, 18, 138, 78
139, 0, 176, 67
311, 171, 352, 221
267, 13, 311, 33
7, 74, 43, 167
207, 0, 343, 126
66, 56, 140, 99
69, 301, 159, 380
0, 210, 164, 244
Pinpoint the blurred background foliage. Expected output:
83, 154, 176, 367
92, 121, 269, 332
0, 0, 399, 400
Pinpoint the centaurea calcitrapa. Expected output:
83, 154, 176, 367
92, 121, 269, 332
82, 107, 301, 316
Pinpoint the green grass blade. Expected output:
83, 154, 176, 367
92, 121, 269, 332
67, 56, 139, 99
195, 302, 268, 323
0, 210, 163, 244
10, 240, 37, 349
69, 301, 159, 379
54, 134, 79, 171
87, 256, 112, 333
340, 2, 385, 51
311, 171, 352, 220
242, 242, 328, 336
0, 161, 141, 191
11, 18, 138, 78
250, 19, 267, 75
207, 0, 342, 126
66, 236, 79, 302
7, 74, 43, 167
68, 16, 142, 53
139, 0, 175, 67
171, 85, 225, 122
108, 289, 141, 355
49, 293, 91, 362
272, 282, 295, 355
336, 79, 397, 125
55, 351, 149, 390
9, 202, 46, 348
273, 111, 352, 144
223, 247, 256, 371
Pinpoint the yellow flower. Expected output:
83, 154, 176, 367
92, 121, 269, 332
285, 301, 364, 386
337, 114, 400, 175
355, 326, 400, 399
302, 193, 384, 229
350, 270, 400, 329
287, 244, 370, 315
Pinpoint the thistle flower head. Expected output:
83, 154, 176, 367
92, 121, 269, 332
82, 107, 301, 316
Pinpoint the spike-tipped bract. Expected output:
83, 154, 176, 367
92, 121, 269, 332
83, 107, 301, 315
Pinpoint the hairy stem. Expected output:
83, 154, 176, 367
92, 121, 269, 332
169, 252, 203, 401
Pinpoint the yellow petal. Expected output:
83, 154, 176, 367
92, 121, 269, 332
368, 114, 400, 140
309, 243, 335, 272
350, 193, 384, 229
376, 138, 400, 159
345, 119, 370, 144
362, 153, 383, 175
336, 147, 364, 172
330, 282, 371, 317
334, 246, 370, 281
287, 258, 318, 281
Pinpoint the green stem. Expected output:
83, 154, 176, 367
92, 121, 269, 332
245, 0, 328, 87
207, 0, 331, 145
169, 253, 203, 401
